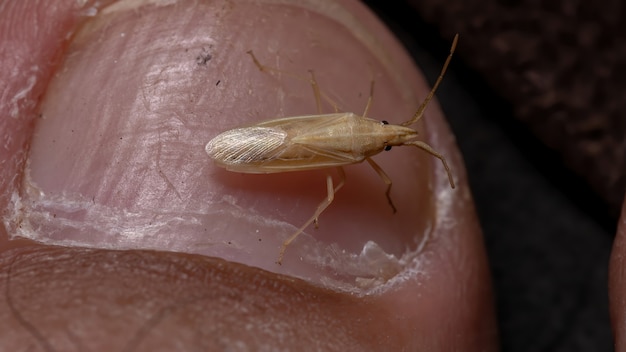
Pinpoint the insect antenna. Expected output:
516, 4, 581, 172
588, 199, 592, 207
401, 33, 458, 127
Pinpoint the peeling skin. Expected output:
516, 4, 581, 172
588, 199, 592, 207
0, 0, 498, 350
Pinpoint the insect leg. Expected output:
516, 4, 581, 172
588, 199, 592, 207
401, 33, 458, 127
406, 141, 456, 189
314, 167, 346, 226
361, 79, 375, 118
246, 50, 277, 75
277, 167, 346, 264
307, 70, 324, 114
246, 50, 341, 113
365, 158, 397, 213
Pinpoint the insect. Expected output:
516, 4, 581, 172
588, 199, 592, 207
206, 34, 458, 264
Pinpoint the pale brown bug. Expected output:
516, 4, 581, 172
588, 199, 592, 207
206, 34, 458, 264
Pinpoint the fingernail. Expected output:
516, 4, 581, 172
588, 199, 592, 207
17, 0, 463, 293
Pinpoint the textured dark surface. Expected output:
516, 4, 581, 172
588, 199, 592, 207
408, 0, 625, 217
363, 1, 617, 351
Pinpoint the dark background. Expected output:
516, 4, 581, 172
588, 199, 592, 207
363, 1, 620, 351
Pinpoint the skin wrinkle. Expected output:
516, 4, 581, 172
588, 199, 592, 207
4, 251, 54, 352
121, 287, 204, 352
119, 254, 252, 351
1, 247, 402, 350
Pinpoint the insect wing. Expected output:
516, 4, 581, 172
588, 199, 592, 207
252, 113, 343, 130
206, 126, 287, 168
206, 113, 361, 173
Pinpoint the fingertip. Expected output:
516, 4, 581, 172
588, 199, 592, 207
7, 0, 497, 349
609, 199, 626, 347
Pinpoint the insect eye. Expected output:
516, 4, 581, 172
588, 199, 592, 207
384, 145, 392, 151
381, 120, 389, 125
